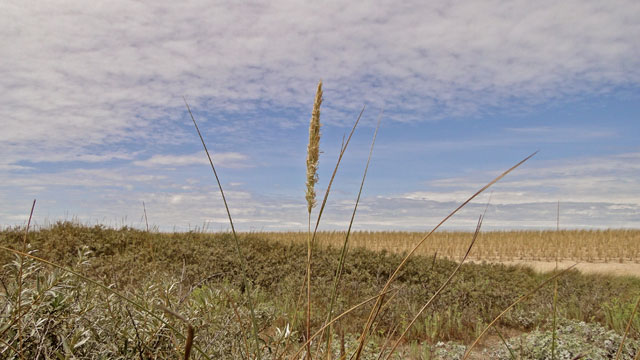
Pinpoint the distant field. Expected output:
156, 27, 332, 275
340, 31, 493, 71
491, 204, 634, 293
256, 229, 640, 263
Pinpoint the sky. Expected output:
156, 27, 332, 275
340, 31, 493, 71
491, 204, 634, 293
1, 0, 639, 232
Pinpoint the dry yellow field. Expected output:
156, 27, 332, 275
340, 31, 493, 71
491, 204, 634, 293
253, 229, 640, 264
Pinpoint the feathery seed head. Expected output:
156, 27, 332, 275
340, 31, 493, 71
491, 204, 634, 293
305, 80, 323, 213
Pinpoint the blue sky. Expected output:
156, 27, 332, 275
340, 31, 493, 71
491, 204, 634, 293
1, 1, 639, 231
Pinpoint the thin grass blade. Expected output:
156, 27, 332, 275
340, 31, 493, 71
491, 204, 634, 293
184, 98, 259, 359
321, 111, 383, 349
353, 151, 537, 360
385, 213, 484, 359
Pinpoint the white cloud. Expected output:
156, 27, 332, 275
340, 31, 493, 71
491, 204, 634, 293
1, 1, 639, 231
133, 152, 249, 168
1, 0, 638, 162
0, 164, 33, 171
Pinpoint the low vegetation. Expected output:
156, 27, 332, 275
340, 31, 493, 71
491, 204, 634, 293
1, 223, 640, 358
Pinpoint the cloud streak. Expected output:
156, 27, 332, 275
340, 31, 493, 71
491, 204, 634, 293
1, 152, 638, 231
133, 152, 249, 168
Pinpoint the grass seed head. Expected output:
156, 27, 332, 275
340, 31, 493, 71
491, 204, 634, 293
306, 80, 323, 213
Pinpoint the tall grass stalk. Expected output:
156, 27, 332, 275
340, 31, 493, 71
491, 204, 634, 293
143, 200, 149, 232
305, 104, 364, 245
281, 100, 365, 360
321, 111, 383, 354
353, 151, 538, 360
308, 108, 364, 244
184, 98, 260, 359
142, 200, 155, 263
306, 80, 323, 359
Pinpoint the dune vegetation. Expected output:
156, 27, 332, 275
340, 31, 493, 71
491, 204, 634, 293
2, 223, 640, 359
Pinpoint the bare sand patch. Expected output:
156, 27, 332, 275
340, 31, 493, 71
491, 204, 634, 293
476, 260, 640, 278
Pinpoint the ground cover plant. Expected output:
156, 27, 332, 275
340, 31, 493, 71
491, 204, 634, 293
2, 223, 640, 358
2, 83, 639, 359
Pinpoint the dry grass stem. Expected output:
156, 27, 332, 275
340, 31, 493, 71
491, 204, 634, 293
305, 80, 323, 359
184, 98, 261, 359
321, 110, 382, 349
284, 104, 365, 360
385, 213, 485, 359
353, 151, 537, 360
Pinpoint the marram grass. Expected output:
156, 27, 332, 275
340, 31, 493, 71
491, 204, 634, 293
305, 80, 322, 214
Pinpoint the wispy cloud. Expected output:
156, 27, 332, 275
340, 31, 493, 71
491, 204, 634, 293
133, 152, 249, 168
2, 151, 637, 231
1, 1, 638, 231
2, 0, 639, 161
505, 126, 617, 141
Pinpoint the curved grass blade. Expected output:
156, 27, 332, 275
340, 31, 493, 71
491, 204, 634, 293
353, 151, 538, 360
184, 98, 261, 359
385, 213, 484, 359
310, 105, 366, 244
320, 111, 383, 351
494, 327, 517, 360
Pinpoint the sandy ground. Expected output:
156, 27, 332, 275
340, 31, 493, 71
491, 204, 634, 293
476, 260, 640, 278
